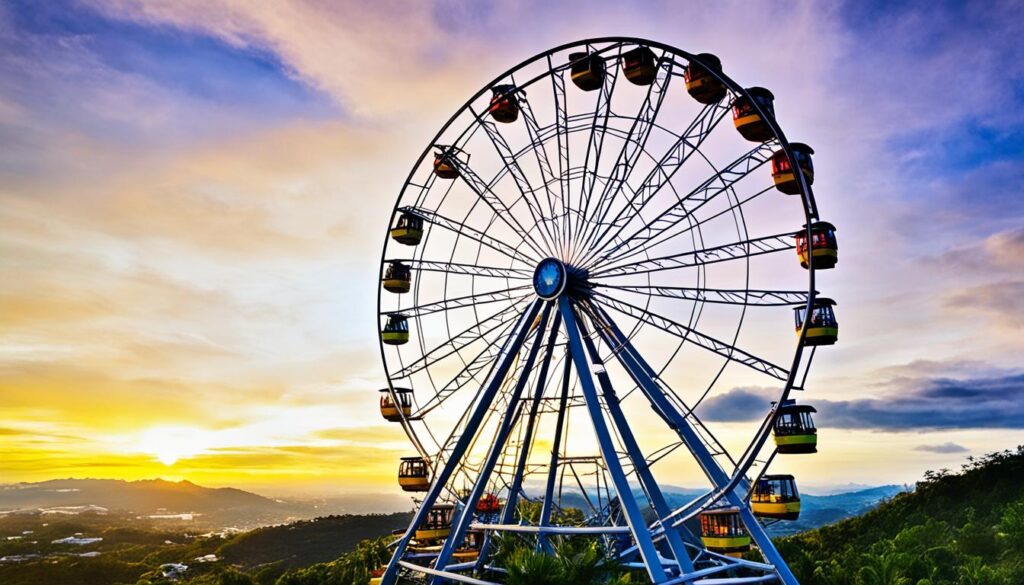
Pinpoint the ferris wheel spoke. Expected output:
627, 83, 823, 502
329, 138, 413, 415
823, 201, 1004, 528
434, 303, 554, 574
547, 54, 572, 259
471, 105, 560, 254
392, 286, 532, 319
573, 53, 619, 249
393, 259, 532, 280
587, 142, 776, 271
589, 232, 795, 279
519, 96, 565, 249
390, 302, 527, 380
412, 330, 520, 419
577, 100, 733, 267
573, 55, 674, 263
447, 154, 552, 260
398, 206, 536, 266
591, 293, 789, 381
594, 283, 810, 306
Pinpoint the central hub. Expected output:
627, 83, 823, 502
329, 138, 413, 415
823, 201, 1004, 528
533, 258, 567, 300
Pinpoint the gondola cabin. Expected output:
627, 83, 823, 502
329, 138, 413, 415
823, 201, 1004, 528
476, 493, 501, 514
795, 221, 838, 269
415, 504, 454, 541
751, 474, 801, 520
452, 529, 484, 561
398, 456, 430, 492
794, 297, 838, 346
382, 314, 410, 345
732, 87, 776, 142
379, 387, 412, 422
771, 143, 815, 195
699, 508, 751, 556
390, 212, 423, 246
569, 51, 606, 91
684, 53, 727, 104
623, 46, 658, 85
773, 400, 817, 454
433, 147, 461, 179
489, 85, 520, 123
382, 261, 411, 294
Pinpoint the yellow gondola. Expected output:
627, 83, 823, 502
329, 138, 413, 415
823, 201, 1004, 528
398, 456, 430, 492
570, 51, 606, 91
685, 53, 727, 104
381, 313, 410, 345
452, 529, 484, 561
382, 261, 411, 294
379, 387, 412, 422
794, 298, 838, 346
794, 221, 838, 270
623, 46, 657, 85
700, 508, 751, 556
390, 212, 423, 246
751, 474, 801, 520
489, 85, 520, 123
771, 143, 815, 195
774, 400, 817, 454
414, 504, 454, 541
369, 566, 385, 585
732, 87, 775, 142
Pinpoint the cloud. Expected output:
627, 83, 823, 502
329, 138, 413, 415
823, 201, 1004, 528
913, 442, 969, 454
700, 373, 1024, 430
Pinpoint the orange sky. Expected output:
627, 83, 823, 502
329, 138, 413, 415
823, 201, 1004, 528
2, 0, 1023, 498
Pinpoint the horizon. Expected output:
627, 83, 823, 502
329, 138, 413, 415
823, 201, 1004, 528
2, 0, 1023, 499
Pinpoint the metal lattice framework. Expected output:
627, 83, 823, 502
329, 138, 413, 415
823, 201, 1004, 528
374, 37, 837, 585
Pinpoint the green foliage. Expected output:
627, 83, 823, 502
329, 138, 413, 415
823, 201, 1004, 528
782, 447, 1024, 585
501, 540, 632, 585
274, 537, 390, 585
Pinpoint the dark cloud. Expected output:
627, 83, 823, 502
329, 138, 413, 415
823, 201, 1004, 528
699, 374, 1024, 430
914, 442, 969, 454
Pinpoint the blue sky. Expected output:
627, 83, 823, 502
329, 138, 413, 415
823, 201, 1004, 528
0, 0, 1022, 494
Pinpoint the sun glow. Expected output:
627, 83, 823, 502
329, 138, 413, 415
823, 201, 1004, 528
137, 426, 213, 466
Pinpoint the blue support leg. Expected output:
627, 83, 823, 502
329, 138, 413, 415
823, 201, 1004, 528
537, 352, 571, 554
431, 303, 553, 582
575, 313, 696, 579
589, 301, 800, 585
475, 310, 563, 570
559, 297, 669, 583
380, 299, 543, 585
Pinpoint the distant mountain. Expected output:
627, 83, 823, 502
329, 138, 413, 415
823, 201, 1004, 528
539, 483, 905, 536
0, 479, 309, 529
769, 484, 907, 536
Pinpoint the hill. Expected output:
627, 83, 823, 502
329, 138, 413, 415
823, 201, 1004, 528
0, 479, 307, 529
0, 512, 411, 585
776, 446, 1024, 583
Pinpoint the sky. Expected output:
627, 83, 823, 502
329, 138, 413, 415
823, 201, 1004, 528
1, 0, 1023, 499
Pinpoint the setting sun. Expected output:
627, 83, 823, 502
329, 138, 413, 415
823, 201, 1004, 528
136, 426, 213, 466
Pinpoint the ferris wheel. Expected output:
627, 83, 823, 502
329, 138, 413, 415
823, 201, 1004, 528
373, 37, 839, 585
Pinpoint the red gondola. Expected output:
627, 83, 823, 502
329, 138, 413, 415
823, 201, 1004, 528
476, 493, 501, 514
489, 85, 520, 123
771, 143, 815, 195
623, 46, 658, 85
794, 221, 838, 270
